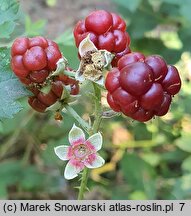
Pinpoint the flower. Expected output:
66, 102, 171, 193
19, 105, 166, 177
54, 124, 105, 180
75, 35, 114, 86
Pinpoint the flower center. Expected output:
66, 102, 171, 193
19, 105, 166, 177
73, 144, 89, 159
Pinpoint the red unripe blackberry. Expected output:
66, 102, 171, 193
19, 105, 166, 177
105, 52, 181, 122
73, 10, 131, 66
11, 36, 62, 84
28, 75, 79, 113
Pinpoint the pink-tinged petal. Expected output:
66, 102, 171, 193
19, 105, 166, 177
85, 132, 102, 152
69, 124, 86, 146
54, 145, 70, 161
70, 159, 85, 170
67, 146, 73, 159
64, 159, 84, 180
84, 153, 105, 169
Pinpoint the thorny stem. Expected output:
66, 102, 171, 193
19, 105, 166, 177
77, 167, 89, 200
77, 82, 102, 200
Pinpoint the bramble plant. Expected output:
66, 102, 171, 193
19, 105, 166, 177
1, 0, 190, 200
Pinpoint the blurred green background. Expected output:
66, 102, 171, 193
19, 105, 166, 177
1, 0, 191, 199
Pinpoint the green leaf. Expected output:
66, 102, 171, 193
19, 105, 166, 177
56, 29, 74, 46
133, 123, 152, 140
159, 2, 181, 18
182, 156, 191, 173
0, 0, 19, 24
0, 0, 20, 39
129, 190, 147, 200
127, 2, 158, 39
0, 48, 30, 120
141, 152, 161, 167
178, 27, 191, 53
179, 2, 191, 22
111, 185, 130, 199
112, 0, 142, 12
120, 153, 156, 199
0, 21, 16, 39
0, 121, 3, 133
170, 174, 191, 199
161, 0, 182, 4
25, 16, 46, 37
133, 38, 181, 64
59, 44, 79, 69
175, 134, 191, 153
20, 166, 46, 191
0, 181, 7, 198
0, 160, 22, 197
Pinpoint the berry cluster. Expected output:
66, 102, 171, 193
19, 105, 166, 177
28, 74, 79, 113
105, 52, 181, 122
73, 10, 131, 66
10, 10, 181, 122
11, 36, 79, 113
11, 36, 62, 85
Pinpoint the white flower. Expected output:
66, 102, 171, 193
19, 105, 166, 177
54, 124, 105, 180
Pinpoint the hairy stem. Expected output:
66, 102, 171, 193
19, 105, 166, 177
77, 83, 102, 200
77, 167, 89, 200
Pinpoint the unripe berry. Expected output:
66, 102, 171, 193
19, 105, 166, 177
11, 36, 62, 84
73, 10, 131, 66
105, 52, 181, 122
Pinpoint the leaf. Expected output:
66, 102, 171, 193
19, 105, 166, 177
0, 181, 7, 198
179, 2, 191, 22
58, 44, 80, 69
161, 0, 182, 4
25, 16, 46, 37
111, 185, 130, 199
160, 148, 187, 163
20, 166, 46, 191
0, 121, 3, 133
0, 0, 20, 39
133, 38, 181, 64
0, 0, 19, 24
0, 21, 16, 39
120, 153, 156, 199
175, 134, 191, 153
127, 2, 158, 39
182, 156, 191, 173
56, 29, 74, 46
160, 31, 182, 50
0, 48, 30, 120
0, 160, 22, 183
178, 27, 191, 53
129, 190, 147, 200
170, 174, 191, 199
133, 123, 152, 140
141, 152, 161, 167
112, 0, 142, 12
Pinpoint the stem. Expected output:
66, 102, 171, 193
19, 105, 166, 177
64, 70, 76, 78
92, 83, 102, 134
77, 167, 89, 200
64, 104, 91, 132
77, 83, 102, 200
